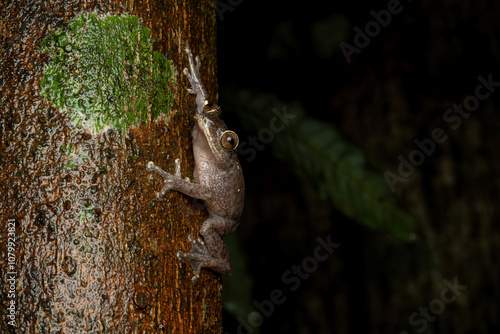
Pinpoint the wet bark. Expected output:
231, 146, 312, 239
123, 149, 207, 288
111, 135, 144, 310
0, 0, 220, 333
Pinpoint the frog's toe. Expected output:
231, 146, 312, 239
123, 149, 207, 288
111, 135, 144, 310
183, 235, 210, 257
177, 250, 203, 284
194, 55, 201, 71
177, 235, 216, 284
157, 180, 174, 199
174, 158, 182, 177
177, 250, 186, 261
146, 161, 155, 171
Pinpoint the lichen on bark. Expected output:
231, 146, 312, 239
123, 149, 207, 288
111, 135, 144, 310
39, 12, 176, 133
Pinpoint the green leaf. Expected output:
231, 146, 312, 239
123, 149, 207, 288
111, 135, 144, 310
223, 89, 417, 241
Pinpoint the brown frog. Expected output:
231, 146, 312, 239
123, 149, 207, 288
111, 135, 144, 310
146, 45, 244, 284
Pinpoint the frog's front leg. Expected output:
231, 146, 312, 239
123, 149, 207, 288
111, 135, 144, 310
183, 44, 208, 114
178, 216, 238, 284
146, 159, 212, 200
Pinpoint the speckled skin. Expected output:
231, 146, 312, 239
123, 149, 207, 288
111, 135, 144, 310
146, 45, 244, 284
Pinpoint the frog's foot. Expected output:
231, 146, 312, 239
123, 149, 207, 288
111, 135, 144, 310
183, 44, 208, 114
177, 235, 218, 284
146, 159, 182, 199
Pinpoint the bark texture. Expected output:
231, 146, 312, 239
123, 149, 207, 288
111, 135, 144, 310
0, 0, 221, 333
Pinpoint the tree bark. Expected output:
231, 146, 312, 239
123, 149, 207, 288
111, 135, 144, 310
0, 0, 220, 333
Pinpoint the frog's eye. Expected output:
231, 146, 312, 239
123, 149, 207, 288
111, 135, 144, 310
220, 130, 239, 151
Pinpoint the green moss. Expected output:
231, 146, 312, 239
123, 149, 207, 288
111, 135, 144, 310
78, 205, 95, 224
39, 13, 175, 132
61, 143, 89, 168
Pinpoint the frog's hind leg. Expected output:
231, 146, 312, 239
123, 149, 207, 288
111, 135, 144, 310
177, 216, 237, 284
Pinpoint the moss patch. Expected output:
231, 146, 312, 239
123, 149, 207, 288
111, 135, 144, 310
39, 13, 175, 133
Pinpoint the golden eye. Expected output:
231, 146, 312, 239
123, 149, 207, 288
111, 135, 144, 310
220, 130, 239, 151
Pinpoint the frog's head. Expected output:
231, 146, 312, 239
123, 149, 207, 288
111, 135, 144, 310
193, 103, 240, 166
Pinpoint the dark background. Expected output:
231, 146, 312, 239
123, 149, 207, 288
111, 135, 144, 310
216, 0, 500, 333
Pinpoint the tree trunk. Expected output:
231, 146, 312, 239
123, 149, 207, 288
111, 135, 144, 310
0, 1, 220, 333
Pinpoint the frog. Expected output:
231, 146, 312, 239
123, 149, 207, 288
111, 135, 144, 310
146, 45, 245, 284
